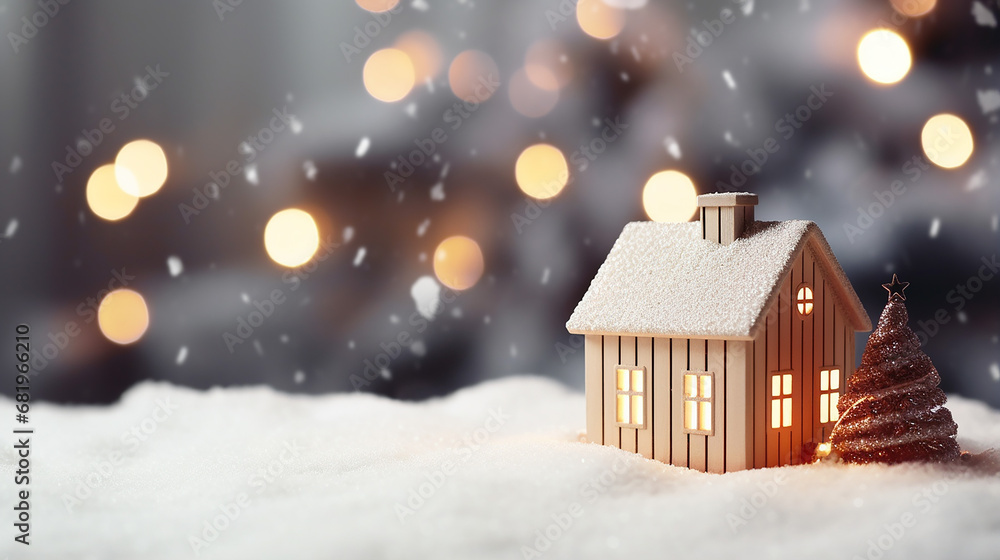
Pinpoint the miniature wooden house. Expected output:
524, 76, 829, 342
566, 192, 872, 473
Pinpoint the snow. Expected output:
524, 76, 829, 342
8, 377, 999, 559
167, 255, 184, 277
411, 275, 442, 319
567, 220, 869, 338
976, 89, 1000, 114
353, 247, 367, 267
356, 137, 371, 158
972, 1, 997, 27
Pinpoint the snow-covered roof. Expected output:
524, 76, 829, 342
566, 220, 871, 339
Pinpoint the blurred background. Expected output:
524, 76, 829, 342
0, 0, 997, 407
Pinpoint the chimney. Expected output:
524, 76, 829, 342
698, 192, 758, 245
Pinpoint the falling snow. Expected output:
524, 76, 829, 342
722, 70, 737, 90
411, 0, 428, 11
977, 90, 1000, 114
356, 137, 371, 158
289, 116, 303, 134
241, 292, 250, 304
405, 102, 418, 118
966, 169, 987, 191
343, 226, 355, 243
416, 218, 431, 237
410, 340, 427, 356
9, 155, 22, 174
244, 164, 259, 186
972, 1, 997, 27
929, 218, 941, 238
294, 370, 306, 384
303, 160, 317, 181
541, 267, 551, 285
991, 363, 1000, 381
411, 275, 442, 320
175, 346, 188, 366
353, 247, 367, 267
741, 0, 754, 16
430, 182, 445, 201
167, 256, 184, 277
664, 136, 682, 159
4, 218, 18, 239
992, 215, 998, 232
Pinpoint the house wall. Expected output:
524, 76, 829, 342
585, 334, 752, 474
749, 242, 857, 468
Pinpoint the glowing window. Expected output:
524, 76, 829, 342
771, 372, 793, 429
615, 366, 646, 429
683, 371, 713, 435
797, 285, 814, 316
819, 368, 841, 424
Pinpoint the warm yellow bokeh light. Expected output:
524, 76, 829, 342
576, 0, 626, 40
921, 114, 974, 169
115, 139, 168, 197
433, 236, 484, 291
448, 50, 500, 103
642, 170, 699, 223
394, 30, 442, 82
857, 29, 911, 85
264, 209, 321, 267
515, 144, 569, 199
890, 0, 936, 17
86, 164, 139, 221
355, 0, 399, 12
98, 289, 150, 345
363, 48, 415, 103
509, 68, 560, 118
526, 40, 572, 91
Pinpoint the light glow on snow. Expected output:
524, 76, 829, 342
922, 114, 974, 169
642, 170, 698, 223
857, 29, 911, 85
98, 289, 150, 345
264, 209, 320, 268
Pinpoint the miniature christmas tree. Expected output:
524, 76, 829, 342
830, 275, 960, 464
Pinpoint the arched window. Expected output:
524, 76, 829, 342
796, 285, 814, 315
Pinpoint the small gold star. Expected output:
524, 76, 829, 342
882, 274, 910, 302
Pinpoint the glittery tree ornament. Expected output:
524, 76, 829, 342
830, 276, 960, 464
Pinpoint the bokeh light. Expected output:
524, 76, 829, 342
264, 209, 321, 267
525, 40, 572, 91
890, 0, 936, 17
857, 29, 911, 85
363, 48, 415, 103
433, 236, 484, 291
394, 30, 442, 83
642, 170, 699, 223
448, 50, 500, 103
509, 68, 560, 118
98, 289, 150, 345
576, 0, 626, 40
515, 144, 569, 199
86, 164, 139, 221
921, 114, 974, 169
115, 139, 169, 197
355, 0, 399, 13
